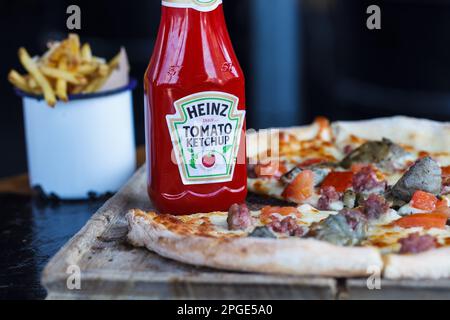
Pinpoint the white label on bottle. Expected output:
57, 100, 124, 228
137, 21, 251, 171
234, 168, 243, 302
162, 0, 222, 12
167, 91, 245, 185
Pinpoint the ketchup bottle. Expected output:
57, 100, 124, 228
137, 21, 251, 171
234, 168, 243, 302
144, 0, 247, 215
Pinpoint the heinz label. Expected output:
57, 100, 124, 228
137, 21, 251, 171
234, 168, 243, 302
162, 0, 222, 12
167, 92, 245, 185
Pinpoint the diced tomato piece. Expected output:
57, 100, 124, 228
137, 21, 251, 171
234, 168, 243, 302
442, 166, 450, 176
433, 206, 450, 218
394, 213, 448, 230
411, 191, 438, 211
443, 166, 450, 185
298, 158, 324, 168
261, 206, 299, 224
418, 151, 431, 159
255, 161, 287, 179
320, 171, 354, 193
262, 206, 299, 216
282, 170, 314, 203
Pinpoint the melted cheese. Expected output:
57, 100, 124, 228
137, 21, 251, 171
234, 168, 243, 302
253, 204, 335, 228
279, 136, 343, 163
248, 178, 285, 199
329, 200, 344, 211
385, 172, 404, 186
297, 204, 337, 226
364, 209, 450, 254
397, 204, 428, 215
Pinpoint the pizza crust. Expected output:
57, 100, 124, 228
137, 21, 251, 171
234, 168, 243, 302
332, 116, 450, 155
127, 209, 383, 277
384, 248, 450, 280
247, 116, 450, 161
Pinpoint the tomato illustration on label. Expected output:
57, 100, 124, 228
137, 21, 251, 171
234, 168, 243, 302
166, 91, 245, 185
202, 153, 216, 169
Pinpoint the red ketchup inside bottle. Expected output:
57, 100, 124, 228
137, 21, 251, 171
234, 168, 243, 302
144, 0, 247, 215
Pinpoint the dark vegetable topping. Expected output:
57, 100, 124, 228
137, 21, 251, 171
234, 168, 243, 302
308, 208, 368, 246
340, 138, 408, 171
391, 157, 442, 202
248, 226, 277, 239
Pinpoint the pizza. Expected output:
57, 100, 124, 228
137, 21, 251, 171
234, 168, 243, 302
127, 117, 450, 279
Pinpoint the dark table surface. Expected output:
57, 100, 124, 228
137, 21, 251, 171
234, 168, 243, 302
0, 147, 145, 300
0, 193, 108, 299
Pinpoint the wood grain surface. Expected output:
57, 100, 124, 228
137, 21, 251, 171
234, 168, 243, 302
42, 166, 338, 300
42, 166, 450, 300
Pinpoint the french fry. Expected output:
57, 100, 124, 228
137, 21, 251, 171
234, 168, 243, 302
71, 85, 86, 95
92, 56, 107, 64
81, 43, 92, 62
56, 58, 68, 101
68, 34, 80, 53
8, 70, 33, 94
77, 63, 98, 76
98, 64, 109, 77
40, 66, 87, 85
47, 42, 67, 65
67, 33, 81, 66
82, 76, 105, 94
18, 47, 56, 106
82, 51, 121, 93
27, 76, 38, 89
47, 34, 81, 67
25, 76, 43, 94
9, 35, 124, 107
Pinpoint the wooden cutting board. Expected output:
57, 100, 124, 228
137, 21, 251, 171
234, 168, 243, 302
42, 166, 450, 300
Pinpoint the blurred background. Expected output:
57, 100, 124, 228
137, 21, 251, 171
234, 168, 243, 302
1, 0, 450, 178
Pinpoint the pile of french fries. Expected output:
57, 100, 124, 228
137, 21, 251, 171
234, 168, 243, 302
8, 34, 121, 107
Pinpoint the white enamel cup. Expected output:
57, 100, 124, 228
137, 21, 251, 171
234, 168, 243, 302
19, 80, 137, 199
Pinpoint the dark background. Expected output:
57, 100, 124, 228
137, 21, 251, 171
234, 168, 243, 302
1, 0, 450, 178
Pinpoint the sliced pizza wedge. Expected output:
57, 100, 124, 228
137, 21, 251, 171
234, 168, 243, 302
128, 117, 450, 279
127, 194, 450, 279
127, 204, 383, 278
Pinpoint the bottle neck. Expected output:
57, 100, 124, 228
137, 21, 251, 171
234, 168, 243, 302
162, 0, 223, 13
158, 0, 227, 37
149, 0, 241, 84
